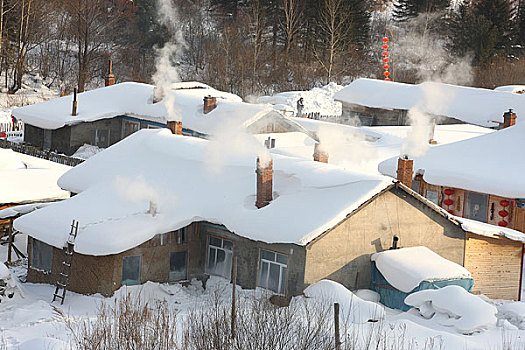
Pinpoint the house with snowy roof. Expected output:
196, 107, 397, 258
334, 78, 525, 128
12, 81, 310, 155
13, 129, 525, 299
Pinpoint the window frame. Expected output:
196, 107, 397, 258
92, 129, 110, 148
205, 234, 233, 280
257, 248, 288, 295
122, 119, 140, 138
122, 255, 142, 286
31, 239, 53, 272
169, 250, 188, 282
463, 190, 489, 223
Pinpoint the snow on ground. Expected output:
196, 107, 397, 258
494, 85, 525, 94
303, 279, 385, 323
258, 83, 343, 116
405, 285, 498, 335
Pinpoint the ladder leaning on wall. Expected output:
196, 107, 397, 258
52, 220, 79, 305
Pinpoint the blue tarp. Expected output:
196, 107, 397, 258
371, 262, 474, 311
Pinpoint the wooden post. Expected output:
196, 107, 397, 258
334, 303, 341, 350
231, 255, 237, 340
7, 218, 13, 263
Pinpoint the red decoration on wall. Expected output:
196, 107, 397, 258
443, 199, 453, 206
444, 189, 455, 196
500, 200, 510, 207
382, 58, 390, 63
498, 221, 509, 227
382, 37, 389, 43
499, 210, 509, 218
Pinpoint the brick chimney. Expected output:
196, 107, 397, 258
396, 156, 413, 188
502, 109, 517, 129
167, 121, 183, 135
72, 88, 77, 116
256, 157, 273, 209
313, 143, 328, 163
105, 60, 115, 87
203, 96, 217, 114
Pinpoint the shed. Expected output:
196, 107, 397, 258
371, 246, 474, 311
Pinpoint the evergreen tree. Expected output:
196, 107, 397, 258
393, 0, 449, 22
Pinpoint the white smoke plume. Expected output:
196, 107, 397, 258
391, 12, 473, 158
152, 0, 187, 120
114, 175, 164, 216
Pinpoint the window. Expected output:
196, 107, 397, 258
122, 256, 141, 286
172, 228, 186, 244
426, 190, 439, 205
31, 239, 53, 272
464, 191, 488, 222
122, 120, 140, 138
91, 129, 110, 148
169, 251, 187, 282
257, 249, 287, 294
206, 236, 233, 279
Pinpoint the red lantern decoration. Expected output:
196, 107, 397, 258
499, 210, 509, 217
448, 210, 454, 214
500, 200, 510, 207
382, 51, 389, 56
382, 58, 389, 63
382, 44, 389, 50
498, 221, 509, 227
383, 71, 390, 76
443, 199, 453, 206
383, 64, 390, 70
382, 37, 389, 43
384, 78, 391, 81
443, 189, 455, 196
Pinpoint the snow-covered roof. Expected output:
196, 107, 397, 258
272, 118, 492, 175
378, 121, 525, 198
494, 85, 525, 94
334, 78, 525, 128
371, 246, 472, 293
12, 82, 290, 136
0, 148, 70, 204
14, 129, 393, 255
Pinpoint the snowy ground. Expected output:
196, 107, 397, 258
1, 236, 525, 349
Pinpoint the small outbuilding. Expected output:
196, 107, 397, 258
371, 246, 474, 311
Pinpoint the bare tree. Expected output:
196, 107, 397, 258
281, 0, 301, 55
314, 0, 350, 84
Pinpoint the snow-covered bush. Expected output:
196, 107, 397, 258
303, 280, 385, 323
0, 263, 16, 302
405, 285, 497, 334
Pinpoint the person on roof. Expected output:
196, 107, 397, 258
296, 97, 304, 117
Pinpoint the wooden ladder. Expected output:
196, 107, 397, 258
52, 220, 79, 304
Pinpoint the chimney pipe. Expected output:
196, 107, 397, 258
256, 157, 273, 209
428, 118, 437, 144
502, 109, 517, 129
105, 60, 115, 87
167, 120, 183, 135
396, 156, 413, 188
72, 88, 77, 116
313, 143, 328, 163
390, 236, 399, 249
203, 96, 217, 114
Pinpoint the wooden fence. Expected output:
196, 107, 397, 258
0, 121, 23, 133
0, 139, 84, 167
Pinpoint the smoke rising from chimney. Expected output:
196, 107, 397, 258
152, 0, 187, 121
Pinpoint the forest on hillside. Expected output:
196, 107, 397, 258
1, 0, 524, 98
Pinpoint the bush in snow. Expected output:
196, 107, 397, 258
0, 263, 16, 302
405, 285, 497, 334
